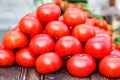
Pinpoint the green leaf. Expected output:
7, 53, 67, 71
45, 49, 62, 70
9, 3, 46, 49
114, 37, 120, 45
90, 13, 104, 20
114, 26, 120, 32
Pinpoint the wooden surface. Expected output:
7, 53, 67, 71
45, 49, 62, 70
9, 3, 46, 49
0, 65, 120, 80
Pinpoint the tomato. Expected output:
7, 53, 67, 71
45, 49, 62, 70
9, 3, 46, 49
45, 21, 70, 38
95, 20, 107, 29
76, 5, 83, 10
18, 15, 43, 36
35, 52, 62, 74
58, 16, 64, 22
58, 1, 68, 12
36, 3, 61, 23
66, 54, 96, 77
110, 49, 120, 56
85, 18, 95, 26
99, 55, 120, 78
0, 48, 15, 66
85, 36, 112, 58
110, 44, 120, 56
2, 30, 28, 49
72, 24, 95, 42
16, 47, 36, 67
55, 36, 82, 57
29, 34, 55, 55
63, 7, 86, 27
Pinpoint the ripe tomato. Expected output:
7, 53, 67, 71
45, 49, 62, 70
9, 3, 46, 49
16, 47, 37, 67
2, 30, 28, 49
58, 1, 68, 12
18, 15, 43, 36
66, 54, 96, 77
64, 7, 86, 27
29, 34, 55, 55
36, 3, 61, 23
0, 48, 15, 66
55, 36, 82, 57
95, 20, 107, 29
85, 18, 95, 26
85, 36, 112, 58
35, 52, 62, 74
110, 45, 120, 56
45, 21, 70, 38
99, 55, 120, 78
58, 16, 64, 22
72, 24, 95, 42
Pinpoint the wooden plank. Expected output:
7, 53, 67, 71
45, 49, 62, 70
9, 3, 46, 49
0, 65, 27, 80
26, 68, 43, 80
44, 68, 120, 80
44, 68, 91, 80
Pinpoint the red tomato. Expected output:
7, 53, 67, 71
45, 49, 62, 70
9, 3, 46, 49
58, 16, 64, 22
99, 55, 120, 78
110, 49, 120, 56
85, 36, 112, 58
29, 34, 55, 55
67, 54, 96, 77
95, 20, 107, 29
110, 45, 120, 56
16, 47, 36, 67
85, 18, 95, 26
18, 15, 43, 36
36, 3, 61, 23
45, 21, 70, 38
2, 31, 28, 49
0, 48, 15, 66
58, 1, 68, 12
55, 36, 82, 57
64, 7, 86, 27
72, 24, 95, 42
35, 52, 62, 74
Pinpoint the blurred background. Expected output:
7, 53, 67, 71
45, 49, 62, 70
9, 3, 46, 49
0, 0, 120, 29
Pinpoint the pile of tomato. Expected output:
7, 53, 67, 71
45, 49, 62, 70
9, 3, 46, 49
0, 0, 120, 78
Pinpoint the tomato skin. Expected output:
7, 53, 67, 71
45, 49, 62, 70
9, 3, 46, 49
72, 24, 95, 42
45, 21, 70, 38
95, 20, 107, 29
58, 16, 64, 22
64, 8, 86, 27
36, 3, 61, 23
67, 54, 96, 77
35, 52, 62, 74
2, 31, 28, 49
55, 36, 82, 57
99, 55, 120, 78
18, 15, 43, 36
29, 34, 55, 55
85, 36, 112, 58
0, 48, 15, 66
16, 47, 36, 67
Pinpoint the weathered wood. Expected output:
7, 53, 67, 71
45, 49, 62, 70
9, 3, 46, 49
0, 66, 120, 80
26, 68, 43, 80
44, 68, 120, 80
44, 68, 91, 80
0, 65, 27, 80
